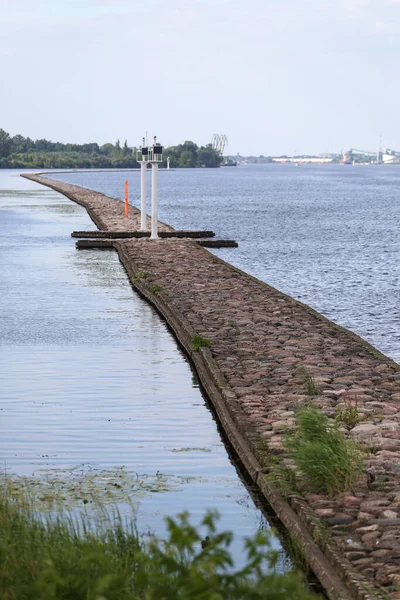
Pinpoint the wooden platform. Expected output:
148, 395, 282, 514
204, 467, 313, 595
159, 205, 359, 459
76, 239, 238, 249
71, 230, 216, 239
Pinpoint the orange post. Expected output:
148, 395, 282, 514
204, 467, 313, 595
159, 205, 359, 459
125, 180, 129, 217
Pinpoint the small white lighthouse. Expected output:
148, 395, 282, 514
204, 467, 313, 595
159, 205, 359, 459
137, 135, 163, 239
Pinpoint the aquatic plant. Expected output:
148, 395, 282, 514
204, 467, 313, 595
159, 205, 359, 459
1, 466, 182, 511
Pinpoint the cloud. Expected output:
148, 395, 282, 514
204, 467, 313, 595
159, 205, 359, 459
376, 20, 390, 30
342, 0, 371, 7
1, 0, 400, 153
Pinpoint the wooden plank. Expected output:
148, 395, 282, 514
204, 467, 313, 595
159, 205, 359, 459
71, 230, 216, 239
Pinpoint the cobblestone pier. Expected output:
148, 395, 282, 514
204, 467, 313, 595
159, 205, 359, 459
23, 173, 400, 600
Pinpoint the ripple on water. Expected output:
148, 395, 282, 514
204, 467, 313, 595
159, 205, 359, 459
0, 171, 282, 567
49, 164, 400, 363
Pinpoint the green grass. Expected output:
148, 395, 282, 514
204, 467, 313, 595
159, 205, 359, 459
362, 582, 400, 599
192, 334, 212, 352
0, 497, 318, 600
298, 367, 319, 397
284, 532, 308, 571
150, 283, 167, 295
336, 393, 361, 429
286, 406, 364, 497
134, 271, 154, 281
311, 520, 331, 548
264, 456, 298, 499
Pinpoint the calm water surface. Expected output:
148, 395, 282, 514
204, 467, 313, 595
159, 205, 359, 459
50, 164, 400, 363
3, 163, 398, 580
0, 170, 280, 565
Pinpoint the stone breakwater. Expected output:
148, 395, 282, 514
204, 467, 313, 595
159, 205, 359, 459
23, 174, 174, 233
22, 173, 400, 600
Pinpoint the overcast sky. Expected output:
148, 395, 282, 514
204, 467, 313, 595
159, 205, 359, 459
1, 0, 399, 155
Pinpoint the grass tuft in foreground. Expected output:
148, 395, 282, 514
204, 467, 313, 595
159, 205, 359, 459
286, 406, 364, 497
192, 334, 212, 352
0, 496, 318, 599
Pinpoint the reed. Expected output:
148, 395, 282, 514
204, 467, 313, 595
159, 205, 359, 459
0, 495, 317, 599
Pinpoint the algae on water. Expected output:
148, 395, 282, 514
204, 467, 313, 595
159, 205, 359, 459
1, 465, 183, 511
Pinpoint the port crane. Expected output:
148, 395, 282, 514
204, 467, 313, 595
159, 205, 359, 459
211, 134, 228, 155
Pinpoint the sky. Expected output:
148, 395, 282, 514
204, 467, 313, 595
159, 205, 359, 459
1, 0, 399, 156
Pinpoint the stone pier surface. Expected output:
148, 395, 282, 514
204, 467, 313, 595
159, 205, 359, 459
24, 174, 174, 233
22, 173, 400, 600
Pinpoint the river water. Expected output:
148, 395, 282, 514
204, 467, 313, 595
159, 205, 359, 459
3, 163, 399, 576
50, 164, 400, 364
0, 170, 279, 566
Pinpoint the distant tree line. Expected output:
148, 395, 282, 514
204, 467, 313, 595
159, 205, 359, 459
0, 129, 223, 169
163, 141, 222, 168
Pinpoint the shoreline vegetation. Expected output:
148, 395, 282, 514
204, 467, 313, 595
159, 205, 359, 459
0, 129, 223, 169
0, 493, 318, 600
2, 129, 390, 169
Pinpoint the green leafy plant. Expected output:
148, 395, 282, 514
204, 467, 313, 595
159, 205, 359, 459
0, 497, 318, 600
298, 367, 319, 396
192, 334, 212, 352
286, 406, 364, 497
336, 393, 361, 429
